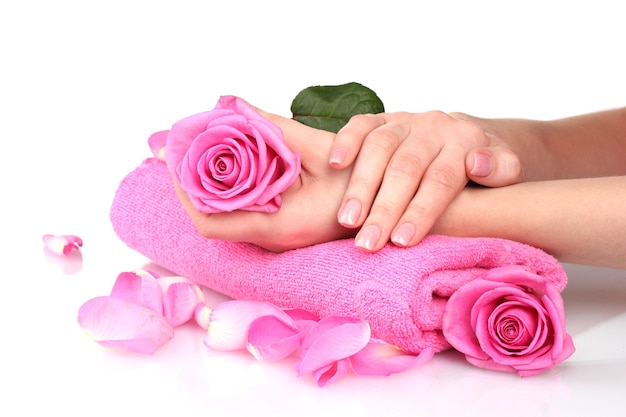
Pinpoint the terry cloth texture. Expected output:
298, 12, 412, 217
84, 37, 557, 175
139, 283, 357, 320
110, 157, 568, 353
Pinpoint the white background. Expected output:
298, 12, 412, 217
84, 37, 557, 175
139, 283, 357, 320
1, 1, 625, 416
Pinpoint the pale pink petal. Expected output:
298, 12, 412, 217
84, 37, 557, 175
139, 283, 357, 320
246, 315, 302, 361
42, 234, 83, 256
133, 268, 160, 279
204, 300, 295, 351
194, 304, 212, 329
110, 271, 163, 314
313, 358, 351, 387
350, 341, 435, 376
160, 280, 205, 327
148, 130, 169, 161
297, 316, 371, 376
78, 296, 174, 355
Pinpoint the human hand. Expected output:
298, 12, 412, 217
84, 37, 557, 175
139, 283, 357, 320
172, 107, 356, 252
329, 111, 523, 252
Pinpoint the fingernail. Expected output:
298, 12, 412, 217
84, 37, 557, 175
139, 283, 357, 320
391, 223, 416, 247
355, 225, 381, 251
470, 153, 493, 177
339, 199, 361, 226
329, 147, 347, 165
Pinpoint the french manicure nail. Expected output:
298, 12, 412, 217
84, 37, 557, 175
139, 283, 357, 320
329, 147, 347, 165
391, 223, 416, 247
339, 199, 361, 226
355, 225, 381, 251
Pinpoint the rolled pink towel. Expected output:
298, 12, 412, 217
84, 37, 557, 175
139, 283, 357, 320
110, 157, 568, 353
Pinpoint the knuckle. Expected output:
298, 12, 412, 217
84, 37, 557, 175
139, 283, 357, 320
387, 153, 423, 178
364, 129, 401, 153
424, 164, 464, 194
369, 201, 399, 222
348, 113, 376, 125
455, 120, 487, 146
422, 110, 450, 124
347, 173, 373, 193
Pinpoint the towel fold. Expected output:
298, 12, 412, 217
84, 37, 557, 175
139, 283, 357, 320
110, 157, 568, 353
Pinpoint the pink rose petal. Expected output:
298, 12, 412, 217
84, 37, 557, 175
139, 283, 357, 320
158, 277, 205, 327
78, 296, 174, 355
148, 130, 169, 161
350, 340, 435, 376
297, 316, 371, 376
204, 300, 295, 351
110, 271, 163, 314
42, 234, 83, 256
313, 358, 351, 387
247, 315, 302, 361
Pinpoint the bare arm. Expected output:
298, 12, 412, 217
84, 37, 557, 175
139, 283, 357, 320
456, 106, 626, 181
432, 175, 626, 269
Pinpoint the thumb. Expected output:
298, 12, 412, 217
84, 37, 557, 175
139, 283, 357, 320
466, 147, 524, 187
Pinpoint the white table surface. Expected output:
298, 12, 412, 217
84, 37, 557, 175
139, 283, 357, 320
2, 1, 625, 416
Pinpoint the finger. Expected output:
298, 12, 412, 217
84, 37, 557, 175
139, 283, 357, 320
330, 114, 386, 168
466, 147, 524, 187
389, 146, 468, 248
172, 179, 264, 242
337, 120, 411, 228
353, 137, 432, 251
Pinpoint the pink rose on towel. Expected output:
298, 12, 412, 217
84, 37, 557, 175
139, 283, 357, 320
442, 266, 575, 377
165, 95, 301, 213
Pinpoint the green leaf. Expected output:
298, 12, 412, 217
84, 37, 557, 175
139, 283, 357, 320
290, 82, 385, 133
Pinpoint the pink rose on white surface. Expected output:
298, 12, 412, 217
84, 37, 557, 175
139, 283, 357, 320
164, 95, 301, 213
442, 266, 575, 377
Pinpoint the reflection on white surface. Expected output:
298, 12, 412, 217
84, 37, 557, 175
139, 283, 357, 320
3, 1, 626, 415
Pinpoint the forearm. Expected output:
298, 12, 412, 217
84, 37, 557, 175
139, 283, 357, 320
455, 107, 626, 181
433, 176, 626, 269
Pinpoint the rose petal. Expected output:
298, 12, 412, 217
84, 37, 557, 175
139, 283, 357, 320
313, 358, 351, 387
110, 271, 163, 314
297, 316, 371, 376
350, 341, 435, 376
42, 234, 83, 256
160, 279, 205, 327
78, 296, 174, 355
442, 278, 504, 359
204, 300, 295, 351
194, 304, 212, 329
148, 130, 169, 161
246, 315, 302, 361
283, 308, 319, 335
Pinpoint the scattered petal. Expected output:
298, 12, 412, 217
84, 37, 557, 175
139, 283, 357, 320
78, 296, 174, 355
313, 358, 351, 387
350, 340, 435, 376
42, 234, 82, 256
194, 304, 212, 330
204, 300, 294, 351
159, 277, 206, 327
43, 245, 83, 274
148, 130, 169, 161
110, 271, 163, 314
297, 316, 371, 376
283, 308, 319, 335
247, 315, 302, 361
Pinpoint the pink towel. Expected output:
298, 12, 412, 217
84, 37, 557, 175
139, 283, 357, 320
110, 157, 568, 353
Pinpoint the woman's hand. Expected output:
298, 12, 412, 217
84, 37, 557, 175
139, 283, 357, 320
329, 111, 523, 252
172, 108, 356, 252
